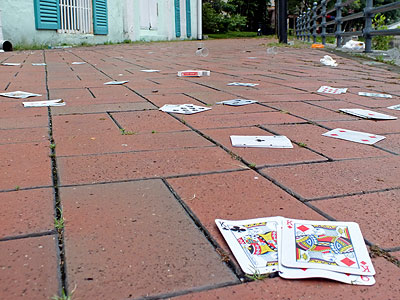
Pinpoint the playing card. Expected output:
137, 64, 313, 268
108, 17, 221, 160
358, 92, 392, 98
339, 108, 397, 120
215, 217, 283, 274
230, 135, 293, 148
322, 128, 385, 145
32, 63, 47, 66
159, 104, 211, 115
104, 80, 129, 85
22, 99, 65, 107
387, 104, 400, 111
216, 99, 258, 106
72, 62, 86, 65
0, 91, 42, 99
2, 63, 21, 66
227, 82, 259, 87
317, 86, 347, 94
281, 219, 375, 276
177, 70, 210, 77
141, 69, 160, 72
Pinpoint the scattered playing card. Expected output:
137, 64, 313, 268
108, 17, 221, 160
32, 63, 47, 66
2, 63, 21, 66
0, 91, 42, 99
177, 70, 210, 77
141, 69, 160, 72
159, 104, 211, 115
339, 108, 397, 120
23, 99, 65, 107
230, 135, 293, 148
216, 99, 258, 106
387, 104, 400, 111
72, 62, 86, 65
322, 128, 385, 145
358, 92, 392, 98
215, 217, 283, 274
281, 219, 375, 276
104, 80, 129, 85
317, 86, 347, 94
227, 82, 259, 87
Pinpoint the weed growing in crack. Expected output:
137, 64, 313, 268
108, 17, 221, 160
15, 186, 20, 191
120, 128, 135, 135
54, 208, 64, 231
50, 143, 56, 150
249, 163, 256, 169
51, 285, 76, 300
245, 267, 268, 281
298, 142, 307, 147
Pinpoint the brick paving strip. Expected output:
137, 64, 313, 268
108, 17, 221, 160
0, 39, 399, 299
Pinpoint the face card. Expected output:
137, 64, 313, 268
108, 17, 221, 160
322, 128, 385, 145
317, 86, 347, 94
2, 63, 21, 66
0, 91, 42, 99
22, 99, 65, 107
387, 104, 400, 111
216, 99, 258, 106
358, 92, 392, 98
281, 219, 375, 276
230, 135, 293, 148
227, 82, 259, 87
215, 217, 283, 274
141, 69, 160, 72
339, 108, 397, 120
159, 104, 211, 115
104, 80, 129, 85
72, 62, 86, 65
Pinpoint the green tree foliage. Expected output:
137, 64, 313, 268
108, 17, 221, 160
203, 0, 247, 33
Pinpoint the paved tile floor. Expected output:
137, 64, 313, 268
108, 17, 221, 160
0, 38, 399, 299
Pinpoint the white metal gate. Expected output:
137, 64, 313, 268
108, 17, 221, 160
59, 0, 93, 34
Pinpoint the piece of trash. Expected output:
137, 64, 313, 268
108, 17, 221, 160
121, 144, 128, 147
177, 70, 210, 77
320, 55, 338, 67
72, 62, 86, 65
387, 48, 400, 60
216, 99, 258, 106
159, 104, 211, 115
196, 43, 209, 57
0, 50, 4, 53
322, 128, 385, 145
32, 63, 47, 66
104, 80, 129, 85
266, 47, 278, 55
52, 45, 72, 49
358, 92, 392, 98
247, 57, 258, 59
317, 86, 347, 94
215, 217, 375, 285
22, 99, 65, 107
387, 104, 400, 111
311, 44, 325, 49
339, 108, 397, 120
141, 69, 160, 73
342, 40, 365, 51
2, 63, 20, 66
288, 41, 295, 46
230, 135, 293, 148
0, 91, 42, 99
227, 82, 259, 87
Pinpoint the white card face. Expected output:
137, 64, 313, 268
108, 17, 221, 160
215, 217, 283, 274
227, 82, 259, 87
230, 135, 293, 148
339, 109, 397, 120
387, 104, 400, 111
317, 86, 347, 94
140, 69, 160, 72
281, 219, 375, 276
159, 104, 211, 115
216, 99, 258, 106
104, 80, 129, 85
22, 99, 65, 107
322, 128, 385, 145
0, 91, 42, 99
72, 62, 86, 65
32, 63, 47, 66
358, 92, 392, 98
2, 63, 21, 66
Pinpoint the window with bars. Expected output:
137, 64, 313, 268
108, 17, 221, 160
59, 0, 93, 33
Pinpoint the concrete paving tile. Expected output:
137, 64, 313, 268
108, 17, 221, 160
266, 123, 390, 159
173, 257, 400, 300
391, 252, 400, 261
312, 189, 400, 249
0, 142, 52, 190
184, 91, 239, 104
375, 133, 400, 154
61, 180, 237, 299
0, 116, 48, 130
0, 127, 48, 145
0, 101, 48, 118
48, 88, 93, 101
338, 94, 400, 108
207, 103, 276, 115
0, 235, 59, 300
88, 86, 147, 102
0, 188, 54, 238
261, 157, 400, 200
257, 92, 330, 102
51, 101, 155, 115
58, 147, 241, 185
145, 93, 206, 107
319, 119, 400, 135
202, 127, 326, 166
111, 110, 189, 133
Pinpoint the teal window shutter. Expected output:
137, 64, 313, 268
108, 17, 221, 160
33, 0, 60, 30
93, 0, 108, 35
186, 0, 191, 38
174, 0, 181, 37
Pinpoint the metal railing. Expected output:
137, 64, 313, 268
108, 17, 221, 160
295, 0, 400, 52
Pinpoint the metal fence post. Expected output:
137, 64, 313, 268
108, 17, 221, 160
364, 0, 373, 52
335, 0, 343, 47
321, 0, 327, 45
300, 12, 304, 41
307, 7, 312, 42
312, 2, 317, 43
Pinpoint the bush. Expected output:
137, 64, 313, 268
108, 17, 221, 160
372, 14, 393, 50
203, 3, 229, 33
